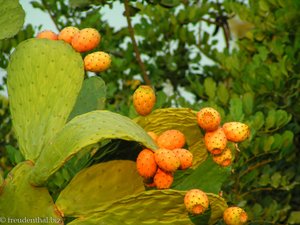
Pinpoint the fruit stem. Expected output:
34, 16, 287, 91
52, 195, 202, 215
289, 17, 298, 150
123, 0, 151, 86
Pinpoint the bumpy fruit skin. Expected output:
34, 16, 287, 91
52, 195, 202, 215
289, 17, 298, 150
133, 85, 156, 116
223, 207, 248, 225
197, 107, 221, 131
153, 168, 174, 189
204, 127, 227, 154
173, 148, 193, 170
222, 122, 250, 143
157, 129, 186, 150
212, 147, 232, 167
58, 26, 80, 44
184, 189, 209, 215
36, 30, 58, 40
71, 28, 101, 52
136, 149, 157, 179
154, 148, 180, 172
84, 51, 111, 72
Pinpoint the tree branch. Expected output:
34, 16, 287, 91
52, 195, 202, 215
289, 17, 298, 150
40, 0, 61, 32
123, 0, 151, 86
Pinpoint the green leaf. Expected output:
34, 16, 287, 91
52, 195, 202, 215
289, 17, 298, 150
134, 108, 207, 168
5, 145, 24, 165
263, 135, 274, 152
251, 111, 264, 131
68, 76, 106, 121
271, 172, 281, 188
56, 160, 145, 217
229, 96, 244, 121
174, 156, 231, 194
0, 0, 25, 40
204, 77, 216, 99
7, 38, 84, 161
288, 211, 300, 224
242, 92, 254, 115
265, 109, 276, 130
0, 162, 63, 224
66, 190, 227, 225
217, 83, 229, 105
29, 110, 157, 186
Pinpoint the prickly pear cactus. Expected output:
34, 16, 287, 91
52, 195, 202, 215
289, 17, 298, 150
7, 38, 84, 161
0, 0, 25, 40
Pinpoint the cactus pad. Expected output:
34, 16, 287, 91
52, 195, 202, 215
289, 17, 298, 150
68, 76, 106, 121
0, 162, 63, 224
30, 110, 157, 186
56, 160, 144, 216
66, 190, 227, 225
7, 38, 84, 161
134, 108, 207, 167
0, 0, 25, 40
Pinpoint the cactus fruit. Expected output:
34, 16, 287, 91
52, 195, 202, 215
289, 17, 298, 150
133, 85, 156, 116
36, 30, 58, 40
147, 131, 158, 143
212, 147, 232, 167
204, 127, 227, 154
153, 168, 174, 189
71, 28, 101, 52
173, 148, 193, 170
58, 26, 80, 44
197, 107, 221, 131
223, 207, 248, 225
222, 122, 250, 143
154, 148, 180, 172
84, 51, 111, 72
157, 129, 186, 150
184, 189, 209, 215
136, 149, 158, 179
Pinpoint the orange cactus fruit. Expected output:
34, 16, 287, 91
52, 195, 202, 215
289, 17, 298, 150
58, 26, 80, 44
212, 147, 232, 167
133, 85, 156, 116
222, 122, 250, 143
184, 189, 209, 215
84, 51, 111, 72
36, 30, 58, 40
157, 129, 186, 150
136, 149, 157, 179
197, 107, 221, 131
173, 148, 193, 170
71, 28, 101, 52
223, 206, 248, 225
153, 168, 174, 189
204, 127, 227, 154
154, 148, 180, 172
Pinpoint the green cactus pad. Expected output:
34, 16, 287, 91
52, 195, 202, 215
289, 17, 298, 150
29, 110, 157, 186
7, 38, 84, 161
56, 160, 144, 216
0, 162, 63, 225
134, 108, 207, 167
68, 76, 106, 121
66, 190, 227, 225
174, 156, 231, 194
0, 0, 25, 40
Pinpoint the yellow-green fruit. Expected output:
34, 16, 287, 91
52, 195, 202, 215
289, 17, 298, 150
84, 51, 111, 72
133, 85, 156, 116
223, 207, 248, 225
184, 189, 209, 215
222, 122, 250, 143
212, 147, 232, 167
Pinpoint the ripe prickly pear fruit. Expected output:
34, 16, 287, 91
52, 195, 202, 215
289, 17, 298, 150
157, 129, 186, 150
223, 206, 248, 225
71, 28, 101, 52
184, 189, 209, 215
147, 131, 158, 144
84, 51, 111, 72
197, 107, 221, 131
173, 148, 193, 170
153, 168, 174, 189
222, 122, 250, 143
133, 85, 156, 116
136, 149, 157, 179
58, 26, 80, 44
204, 127, 227, 154
212, 147, 232, 167
36, 30, 58, 40
154, 148, 180, 172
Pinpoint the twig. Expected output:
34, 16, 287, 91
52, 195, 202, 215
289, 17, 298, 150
123, 0, 151, 86
40, 0, 61, 31
240, 159, 273, 177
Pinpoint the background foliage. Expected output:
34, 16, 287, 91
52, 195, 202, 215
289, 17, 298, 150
0, 0, 299, 224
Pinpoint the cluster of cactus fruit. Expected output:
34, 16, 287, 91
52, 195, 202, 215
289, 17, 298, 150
36, 27, 111, 73
133, 85, 249, 224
